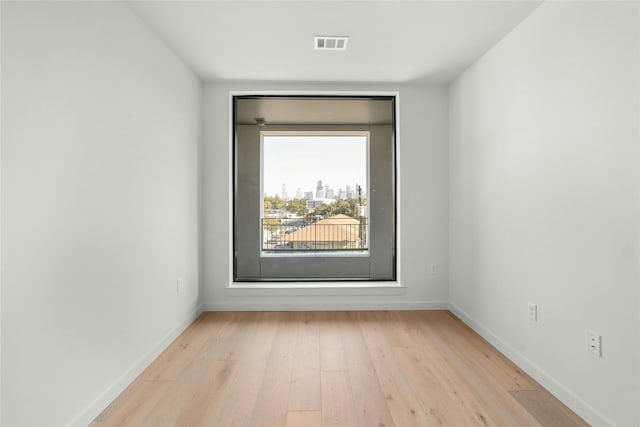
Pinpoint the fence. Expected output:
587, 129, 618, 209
262, 217, 368, 251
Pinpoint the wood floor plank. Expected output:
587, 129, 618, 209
510, 390, 588, 427
90, 380, 172, 426
141, 311, 236, 381
405, 311, 541, 426
214, 311, 280, 427
141, 360, 237, 426
176, 360, 238, 425
321, 370, 358, 427
416, 311, 536, 391
386, 312, 507, 426
92, 310, 590, 427
394, 345, 472, 426
318, 311, 347, 372
288, 313, 321, 411
217, 311, 262, 361
248, 312, 299, 427
358, 311, 432, 427
379, 309, 422, 348
285, 411, 322, 427
340, 311, 395, 427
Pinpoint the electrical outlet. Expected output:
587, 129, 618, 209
586, 329, 602, 357
528, 302, 537, 321
176, 278, 182, 293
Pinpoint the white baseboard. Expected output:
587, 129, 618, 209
448, 302, 613, 427
67, 305, 203, 427
202, 300, 449, 311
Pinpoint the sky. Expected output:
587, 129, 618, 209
263, 135, 367, 198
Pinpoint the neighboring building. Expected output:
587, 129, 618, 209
316, 180, 325, 198
282, 214, 365, 250
265, 209, 285, 217
305, 198, 336, 211
305, 200, 323, 210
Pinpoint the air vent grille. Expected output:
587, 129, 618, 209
314, 36, 348, 51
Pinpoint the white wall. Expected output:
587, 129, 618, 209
1, 2, 201, 426
449, 2, 639, 426
203, 82, 449, 310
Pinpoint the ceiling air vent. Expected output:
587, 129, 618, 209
314, 36, 348, 51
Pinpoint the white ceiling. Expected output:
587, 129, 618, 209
129, 1, 542, 84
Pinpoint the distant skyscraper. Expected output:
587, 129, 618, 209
316, 180, 325, 198
325, 188, 334, 199
295, 187, 302, 199
338, 189, 346, 199
281, 184, 288, 200
304, 191, 314, 200
345, 185, 352, 199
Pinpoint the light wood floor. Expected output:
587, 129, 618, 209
92, 311, 588, 427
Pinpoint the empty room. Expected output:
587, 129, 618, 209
1, 1, 638, 426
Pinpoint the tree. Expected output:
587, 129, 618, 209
285, 198, 307, 216
262, 217, 281, 233
312, 198, 365, 219
263, 195, 285, 210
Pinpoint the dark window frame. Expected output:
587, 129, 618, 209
232, 94, 397, 282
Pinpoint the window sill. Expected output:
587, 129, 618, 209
260, 250, 369, 258
226, 281, 404, 297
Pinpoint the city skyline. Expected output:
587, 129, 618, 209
267, 181, 366, 200
263, 135, 367, 198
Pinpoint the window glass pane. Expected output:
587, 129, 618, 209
262, 135, 368, 252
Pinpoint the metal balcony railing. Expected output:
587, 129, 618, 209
262, 217, 368, 252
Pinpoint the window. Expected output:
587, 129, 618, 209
261, 133, 369, 254
233, 95, 396, 281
